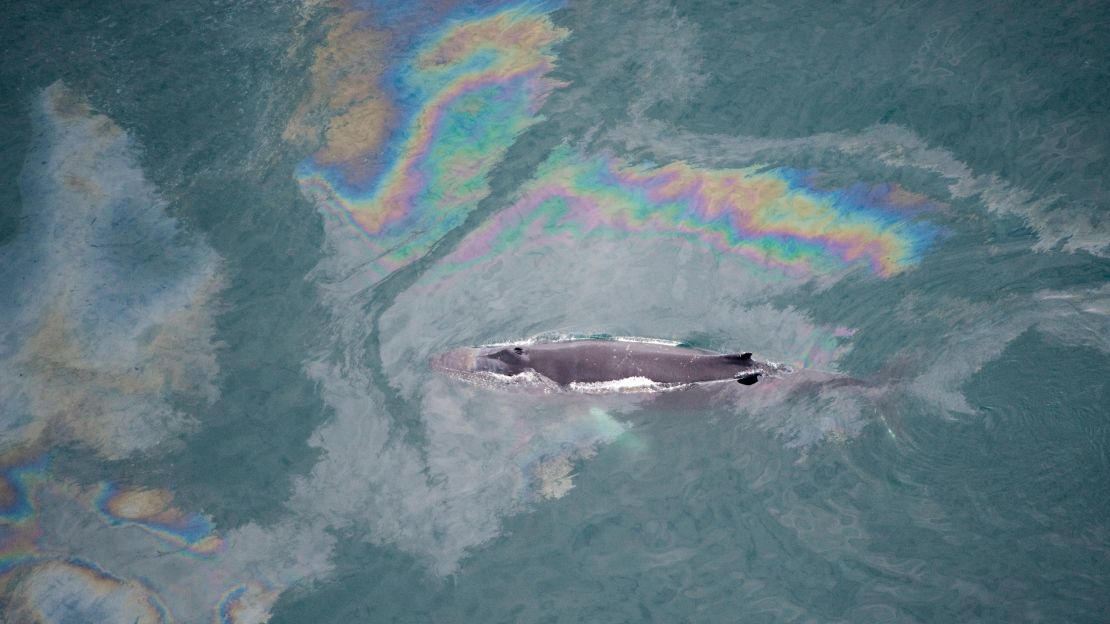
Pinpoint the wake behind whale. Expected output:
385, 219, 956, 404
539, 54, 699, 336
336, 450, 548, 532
431, 335, 792, 394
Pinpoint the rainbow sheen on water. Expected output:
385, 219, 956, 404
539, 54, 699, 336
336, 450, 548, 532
0, 454, 49, 575
296, 3, 568, 278
446, 146, 939, 280
93, 485, 225, 557
3, 559, 171, 623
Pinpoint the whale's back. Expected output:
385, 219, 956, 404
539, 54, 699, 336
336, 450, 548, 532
523, 340, 750, 385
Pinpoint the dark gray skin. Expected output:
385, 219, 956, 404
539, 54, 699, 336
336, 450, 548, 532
433, 340, 765, 386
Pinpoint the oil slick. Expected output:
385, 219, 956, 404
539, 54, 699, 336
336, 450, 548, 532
0, 82, 222, 461
295, 3, 569, 279
0, 85, 327, 623
444, 146, 939, 282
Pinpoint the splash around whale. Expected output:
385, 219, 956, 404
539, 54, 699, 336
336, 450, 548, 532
431, 335, 791, 394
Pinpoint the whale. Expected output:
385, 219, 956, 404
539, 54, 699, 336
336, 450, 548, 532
431, 338, 781, 392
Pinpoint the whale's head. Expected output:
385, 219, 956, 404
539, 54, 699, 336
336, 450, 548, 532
430, 345, 531, 379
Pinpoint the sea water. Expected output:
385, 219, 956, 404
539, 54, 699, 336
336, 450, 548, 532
1, 0, 1107, 622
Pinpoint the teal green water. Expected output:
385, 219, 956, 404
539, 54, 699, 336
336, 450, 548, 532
1, 1, 1107, 622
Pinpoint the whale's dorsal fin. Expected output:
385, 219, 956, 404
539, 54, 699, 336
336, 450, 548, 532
724, 352, 753, 363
